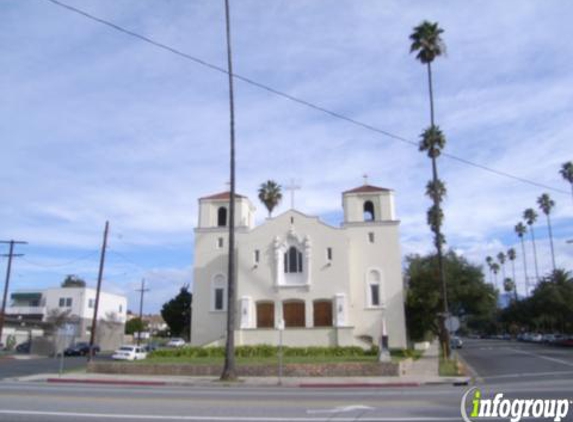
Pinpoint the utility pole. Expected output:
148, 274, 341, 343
88, 221, 109, 362
135, 278, 149, 346
0, 240, 27, 344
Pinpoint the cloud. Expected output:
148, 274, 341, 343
1, 0, 572, 311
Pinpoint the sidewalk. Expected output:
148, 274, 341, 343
7, 342, 470, 388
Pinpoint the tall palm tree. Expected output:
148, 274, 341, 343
503, 278, 517, 303
560, 161, 573, 202
485, 256, 494, 285
221, 0, 237, 381
410, 19, 449, 358
523, 208, 540, 284
258, 181, 283, 218
497, 252, 507, 281
537, 193, 556, 273
491, 263, 500, 290
507, 248, 517, 298
514, 222, 530, 296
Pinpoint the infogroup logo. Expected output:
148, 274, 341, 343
461, 387, 571, 422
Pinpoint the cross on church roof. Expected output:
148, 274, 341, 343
284, 179, 301, 209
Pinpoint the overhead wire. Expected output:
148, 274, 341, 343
44, 0, 569, 196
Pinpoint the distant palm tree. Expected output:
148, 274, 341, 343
491, 263, 500, 290
410, 20, 449, 358
560, 161, 573, 202
497, 252, 507, 281
258, 180, 283, 217
485, 256, 494, 284
503, 278, 517, 302
507, 248, 517, 298
537, 193, 556, 272
514, 222, 530, 296
523, 208, 540, 283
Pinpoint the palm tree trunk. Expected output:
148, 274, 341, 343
529, 227, 540, 283
501, 264, 506, 281
511, 260, 518, 301
519, 237, 530, 296
427, 62, 450, 359
546, 214, 556, 273
221, 0, 237, 381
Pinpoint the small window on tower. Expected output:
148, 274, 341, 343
254, 249, 260, 265
327, 247, 333, 261
368, 232, 375, 243
217, 237, 224, 249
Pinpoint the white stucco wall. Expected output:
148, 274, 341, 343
191, 187, 407, 349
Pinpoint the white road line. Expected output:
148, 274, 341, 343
509, 348, 573, 367
0, 410, 461, 421
484, 370, 573, 380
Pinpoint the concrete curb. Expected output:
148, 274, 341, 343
37, 375, 471, 388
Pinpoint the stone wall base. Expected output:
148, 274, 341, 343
88, 361, 400, 377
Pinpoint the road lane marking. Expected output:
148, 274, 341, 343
0, 409, 461, 421
307, 404, 375, 414
509, 348, 573, 367
483, 370, 573, 380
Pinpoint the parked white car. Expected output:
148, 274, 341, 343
112, 345, 147, 361
166, 338, 186, 348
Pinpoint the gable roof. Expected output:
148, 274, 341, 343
343, 184, 391, 194
199, 191, 246, 201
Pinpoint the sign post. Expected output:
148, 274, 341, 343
277, 318, 284, 386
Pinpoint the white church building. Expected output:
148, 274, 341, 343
190, 183, 407, 349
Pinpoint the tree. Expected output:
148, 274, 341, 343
537, 193, 556, 273
515, 222, 530, 296
258, 180, 283, 217
160, 286, 192, 341
503, 278, 517, 302
491, 263, 500, 290
523, 209, 540, 282
410, 21, 450, 358
221, 0, 237, 381
507, 248, 517, 299
61, 275, 86, 288
125, 317, 147, 335
405, 251, 497, 341
559, 161, 573, 202
485, 256, 494, 284
497, 252, 507, 281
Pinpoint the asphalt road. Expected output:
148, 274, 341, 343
458, 338, 573, 385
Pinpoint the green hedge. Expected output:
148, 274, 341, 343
149, 345, 380, 359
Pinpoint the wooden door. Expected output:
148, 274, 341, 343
313, 300, 333, 327
283, 301, 305, 327
256, 302, 275, 328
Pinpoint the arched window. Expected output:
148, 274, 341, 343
283, 300, 305, 327
367, 269, 383, 307
313, 300, 333, 327
211, 274, 226, 311
256, 301, 275, 328
284, 246, 303, 273
363, 201, 375, 221
217, 207, 227, 227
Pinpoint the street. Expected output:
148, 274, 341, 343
0, 356, 88, 379
458, 337, 573, 384
0, 339, 570, 421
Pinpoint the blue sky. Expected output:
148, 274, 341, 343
1, 0, 572, 313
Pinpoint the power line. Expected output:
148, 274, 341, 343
44, 0, 569, 196
21, 251, 99, 268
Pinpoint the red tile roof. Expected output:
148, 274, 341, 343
343, 184, 391, 194
199, 191, 246, 200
